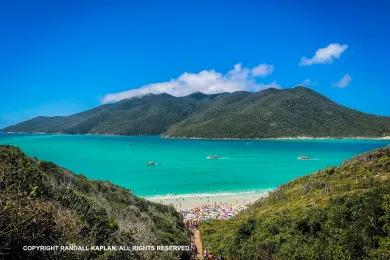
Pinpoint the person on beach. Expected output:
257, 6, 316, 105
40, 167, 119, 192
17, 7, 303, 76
204, 248, 209, 259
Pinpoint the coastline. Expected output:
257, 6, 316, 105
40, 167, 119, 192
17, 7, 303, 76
161, 134, 390, 141
144, 190, 271, 210
3, 131, 390, 140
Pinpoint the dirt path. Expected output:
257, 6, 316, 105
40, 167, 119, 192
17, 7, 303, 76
192, 228, 203, 259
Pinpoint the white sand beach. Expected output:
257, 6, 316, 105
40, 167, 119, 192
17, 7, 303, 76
145, 190, 270, 210
146, 190, 270, 224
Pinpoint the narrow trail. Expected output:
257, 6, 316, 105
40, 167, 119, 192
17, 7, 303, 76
192, 228, 203, 259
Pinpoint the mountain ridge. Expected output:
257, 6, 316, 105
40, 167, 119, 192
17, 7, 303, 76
4, 86, 390, 138
165, 86, 390, 138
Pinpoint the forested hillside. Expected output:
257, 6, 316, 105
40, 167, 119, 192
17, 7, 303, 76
166, 87, 390, 138
0, 145, 190, 259
4, 87, 390, 138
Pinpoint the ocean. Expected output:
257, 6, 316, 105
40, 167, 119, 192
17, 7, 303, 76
0, 134, 389, 197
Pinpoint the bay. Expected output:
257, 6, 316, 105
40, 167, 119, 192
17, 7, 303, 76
0, 134, 388, 197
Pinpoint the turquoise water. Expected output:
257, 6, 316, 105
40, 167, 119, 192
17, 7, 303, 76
0, 134, 389, 197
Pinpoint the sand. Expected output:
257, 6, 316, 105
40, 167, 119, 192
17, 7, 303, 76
145, 190, 270, 210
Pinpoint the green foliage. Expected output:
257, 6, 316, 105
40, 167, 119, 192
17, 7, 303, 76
166, 87, 390, 138
200, 147, 390, 259
4, 87, 390, 138
0, 145, 190, 259
3, 92, 216, 135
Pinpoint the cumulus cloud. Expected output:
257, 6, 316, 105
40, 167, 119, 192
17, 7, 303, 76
251, 64, 274, 77
333, 74, 352, 88
300, 78, 318, 87
299, 43, 348, 66
102, 63, 278, 103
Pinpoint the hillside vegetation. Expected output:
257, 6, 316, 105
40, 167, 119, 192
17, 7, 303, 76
4, 87, 390, 138
0, 145, 190, 259
3, 93, 219, 135
166, 87, 390, 138
200, 147, 390, 259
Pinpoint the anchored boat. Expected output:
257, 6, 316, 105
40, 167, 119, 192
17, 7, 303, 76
206, 155, 220, 160
146, 161, 160, 166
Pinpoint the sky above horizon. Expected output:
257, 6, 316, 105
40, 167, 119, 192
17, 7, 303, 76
1, 0, 389, 128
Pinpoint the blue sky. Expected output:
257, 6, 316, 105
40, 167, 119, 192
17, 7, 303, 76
1, 0, 389, 128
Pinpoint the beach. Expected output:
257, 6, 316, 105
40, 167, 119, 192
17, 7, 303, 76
146, 190, 270, 225
145, 190, 269, 209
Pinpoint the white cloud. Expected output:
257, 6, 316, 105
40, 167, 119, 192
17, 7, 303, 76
102, 63, 278, 103
251, 64, 274, 77
333, 74, 352, 88
299, 43, 348, 66
300, 78, 318, 87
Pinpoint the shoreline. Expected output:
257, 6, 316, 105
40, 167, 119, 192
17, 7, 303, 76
144, 190, 271, 210
3, 131, 390, 140
161, 135, 390, 141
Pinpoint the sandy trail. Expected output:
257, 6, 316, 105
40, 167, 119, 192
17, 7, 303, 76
192, 228, 203, 259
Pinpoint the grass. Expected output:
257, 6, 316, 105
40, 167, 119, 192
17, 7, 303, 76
0, 145, 190, 259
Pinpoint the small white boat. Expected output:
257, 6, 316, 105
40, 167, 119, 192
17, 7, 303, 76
146, 161, 159, 166
297, 156, 310, 160
206, 155, 220, 160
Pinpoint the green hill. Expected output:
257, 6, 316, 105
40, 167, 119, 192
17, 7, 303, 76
0, 145, 190, 259
4, 87, 390, 138
3, 92, 219, 135
200, 147, 390, 259
165, 87, 390, 138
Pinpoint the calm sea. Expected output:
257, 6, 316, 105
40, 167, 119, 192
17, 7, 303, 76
0, 134, 388, 197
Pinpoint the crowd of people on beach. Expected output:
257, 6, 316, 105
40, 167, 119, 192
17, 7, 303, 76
180, 203, 246, 225
150, 194, 259, 259
179, 201, 250, 259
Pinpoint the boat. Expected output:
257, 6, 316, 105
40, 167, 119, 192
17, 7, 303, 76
206, 155, 220, 160
297, 156, 310, 160
146, 161, 159, 166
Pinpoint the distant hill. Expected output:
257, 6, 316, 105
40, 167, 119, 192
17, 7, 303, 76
200, 147, 390, 259
3, 93, 219, 135
0, 145, 190, 259
4, 87, 390, 138
165, 87, 390, 138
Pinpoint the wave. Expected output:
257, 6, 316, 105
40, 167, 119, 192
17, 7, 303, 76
143, 189, 272, 200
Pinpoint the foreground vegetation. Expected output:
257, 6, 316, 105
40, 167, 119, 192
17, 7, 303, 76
4, 87, 390, 138
200, 147, 390, 259
0, 145, 190, 259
